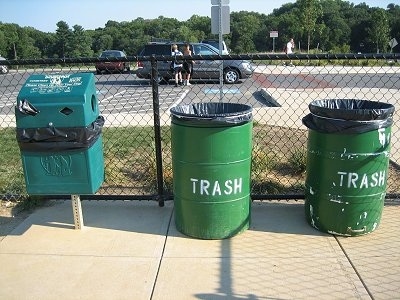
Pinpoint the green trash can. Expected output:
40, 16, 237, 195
15, 73, 104, 195
170, 103, 253, 239
302, 99, 395, 236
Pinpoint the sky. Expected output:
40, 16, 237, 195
0, 0, 397, 33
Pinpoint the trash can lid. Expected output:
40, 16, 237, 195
309, 99, 395, 121
170, 102, 252, 124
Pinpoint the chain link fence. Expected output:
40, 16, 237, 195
0, 53, 399, 204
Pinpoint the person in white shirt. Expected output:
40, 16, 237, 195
171, 44, 183, 87
285, 38, 295, 66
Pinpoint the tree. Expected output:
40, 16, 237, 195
367, 9, 390, 53
0, 23, 19, 59
318, 0, 351, 52
187, 15, 211, 41
55, 21, 73, 58
272, 8, 301, 52
71, 25, 94, 57
386, 3, 400, 52
0, 30, 6, 56
0, 2, 399, 58
16, 27, 41, 58
92, 31, 113, 54
297, 0, 323, 53
230, 12, 263, 53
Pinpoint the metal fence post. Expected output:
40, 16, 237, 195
151, 56, 165, 207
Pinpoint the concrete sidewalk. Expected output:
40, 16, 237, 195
0, 200, 399, 299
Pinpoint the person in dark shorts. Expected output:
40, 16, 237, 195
182, 43, 194, 86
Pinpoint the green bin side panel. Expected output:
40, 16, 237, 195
16, 73, 99, 128
21, 136, 104, 195
172, 118, 253, 239
304, 127, 391, 236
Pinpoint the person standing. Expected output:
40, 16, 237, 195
182, 43, 194, 86
285, 38, 295, 67
171, 44, 183, 87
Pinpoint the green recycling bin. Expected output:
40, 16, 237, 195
302, 99, 395, 236
171, 103, 253, 239
15, 73, 104, 195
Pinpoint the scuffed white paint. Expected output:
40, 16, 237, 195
378, 128, 386, 147
309, 205, 318, 229
340, 148, 347, 158
330, 198, 343, 203
372, 222, 378, 231
328, 230, 351, 237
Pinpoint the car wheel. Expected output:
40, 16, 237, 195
224, 68, 239, 84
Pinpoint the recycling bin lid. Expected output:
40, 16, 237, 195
170, 102, 252, 124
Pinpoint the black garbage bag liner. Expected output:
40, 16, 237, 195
170, 102, 252, 125
16, 115, 105, 152
302, 99, 395, 134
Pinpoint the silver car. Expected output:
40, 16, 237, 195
136, 42, 254, 84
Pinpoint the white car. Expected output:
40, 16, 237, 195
0, 56, 8, 74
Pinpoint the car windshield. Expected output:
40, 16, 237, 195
141, 44, 171, 56
100, 51, 123, 58
204, 41, 219, 49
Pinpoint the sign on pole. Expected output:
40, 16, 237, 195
211, 0, 229, 4
389, 38, 398, 49
270, 31, 278, 38
270, 31, 278, 52
211, 5, 230, 34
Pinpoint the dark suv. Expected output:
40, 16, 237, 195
136, 42, 254, 84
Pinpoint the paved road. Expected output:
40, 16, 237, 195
0, 66, 398, 118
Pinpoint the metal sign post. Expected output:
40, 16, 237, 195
211, 0, 230, 101
71, 194, 84, 229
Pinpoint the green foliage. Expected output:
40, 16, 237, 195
298, 0, 323, 53
367, 9, 391, 53
288, 148, 307, 174
0, 1, 399, 58
0, 129, 26, 196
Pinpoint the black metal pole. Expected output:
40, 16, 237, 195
150, 56, 165, 207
